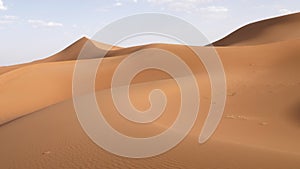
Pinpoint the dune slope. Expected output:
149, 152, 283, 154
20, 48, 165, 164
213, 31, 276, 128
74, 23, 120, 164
0, 37, 120, 75
213, 12, 300, 46
0, 39, 300, 168
0, 43, 209, 125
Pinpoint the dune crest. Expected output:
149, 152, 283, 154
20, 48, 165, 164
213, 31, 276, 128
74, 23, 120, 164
0, 37, 120, 75
213, 12, 300, 46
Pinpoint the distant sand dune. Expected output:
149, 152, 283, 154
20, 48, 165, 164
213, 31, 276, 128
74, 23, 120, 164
0, 37, 121, 75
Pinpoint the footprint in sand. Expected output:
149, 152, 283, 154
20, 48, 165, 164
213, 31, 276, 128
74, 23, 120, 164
42, 151, 51, 155
227, 92, 237, 96
259, 122, 269, 126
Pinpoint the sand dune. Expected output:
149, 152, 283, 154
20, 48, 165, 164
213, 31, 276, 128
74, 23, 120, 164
0, 43, 209, 125
0, 37, 120, 75
1, 13, 300, 169
0, 39, 300, 168
213, 12, 300, 46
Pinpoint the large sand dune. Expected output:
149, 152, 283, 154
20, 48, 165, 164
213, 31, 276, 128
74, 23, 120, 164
0, 13, 300, 169
213, 13, 300, 46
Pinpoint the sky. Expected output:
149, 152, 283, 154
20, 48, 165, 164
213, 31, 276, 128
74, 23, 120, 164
0, 0, 299, 66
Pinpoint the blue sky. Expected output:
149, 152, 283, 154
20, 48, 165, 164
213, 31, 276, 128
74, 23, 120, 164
0, 0, 299, 66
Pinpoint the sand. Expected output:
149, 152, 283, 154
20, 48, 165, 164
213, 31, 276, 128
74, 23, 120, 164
213, 12, 300, 46
0, 13, 300, 169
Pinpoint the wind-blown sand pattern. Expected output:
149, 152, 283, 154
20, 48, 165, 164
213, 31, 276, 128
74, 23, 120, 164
0, 13, 300, 169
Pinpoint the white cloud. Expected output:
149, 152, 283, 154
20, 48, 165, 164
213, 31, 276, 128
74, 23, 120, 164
0, 15, 18, 25
0, 0, 7, 10
3, 15, 18, 20
146, 0, 227, 14
198, 6, 229, 19
114, 2, 123, 6
168, 2, 197, 12
201, 6, 228, 12
279, 8, 292, 15
28, 19, 63, 28
147, 0, 213, 4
